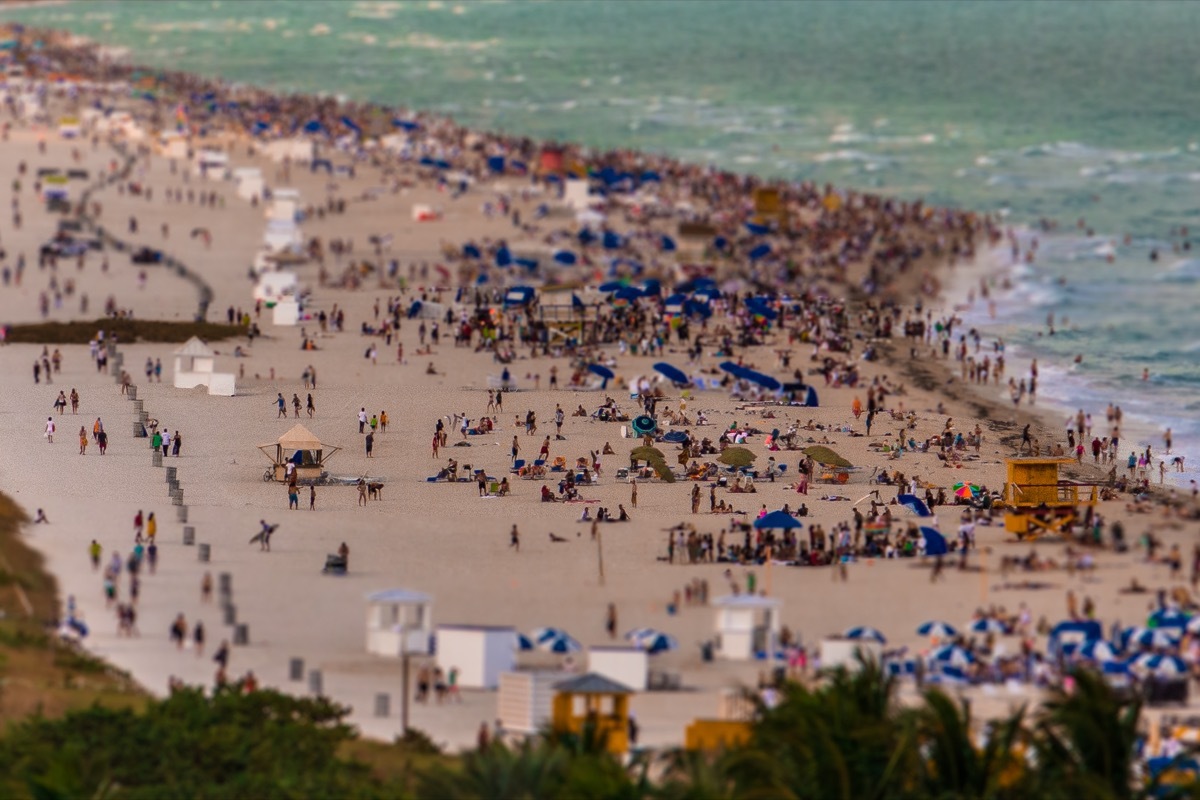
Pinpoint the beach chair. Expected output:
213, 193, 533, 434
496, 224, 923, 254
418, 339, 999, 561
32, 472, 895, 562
510, 459, 525, 473
321, 554, 347, 575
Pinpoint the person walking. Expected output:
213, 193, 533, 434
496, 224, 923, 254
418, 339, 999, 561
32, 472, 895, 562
509, 524, 520, 552
292, 393, 301, 418
358, 407, 367, 433
276, 393, 286, 418
630, 478, 638, 508
691, 484, 701, 514
365, 431, 374, 458
511, 435, 520, 463
306, 393, 315, 418
45, 416, 55, 443
79, 425, 88, 454
172, 431, 182, 456
309, 484, 316, 510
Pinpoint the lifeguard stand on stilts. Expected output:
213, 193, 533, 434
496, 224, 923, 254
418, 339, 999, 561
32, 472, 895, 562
1003, 458, 1099, 540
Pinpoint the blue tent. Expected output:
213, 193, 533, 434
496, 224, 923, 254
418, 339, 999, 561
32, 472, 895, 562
745, 221, 771, 236
897, 494, 933, 517
486, 155, 505, 173
553, 250, 578, 266
748, 243, 773, 261
804, 386, 820, 407
755, 510, 802, 530
653, 362, 689, 385
494, 247, 512, 268
919, 526, 948, 556
660, 235, 677, 252
462, 243, 482, 259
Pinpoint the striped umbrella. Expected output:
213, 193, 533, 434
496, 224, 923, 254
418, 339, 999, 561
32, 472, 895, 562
967, 618, 1008, 635
916, 621, 958, 639
844, 626, 887, 644
1077, 640, 1120, 662
930, 645, 976, 668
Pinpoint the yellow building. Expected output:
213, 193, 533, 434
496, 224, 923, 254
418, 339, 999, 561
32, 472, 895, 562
1003, 458, 1097, 538
551, 673, 633, 754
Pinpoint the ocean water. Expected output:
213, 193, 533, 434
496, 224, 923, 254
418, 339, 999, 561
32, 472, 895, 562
4, 0, 1200, 477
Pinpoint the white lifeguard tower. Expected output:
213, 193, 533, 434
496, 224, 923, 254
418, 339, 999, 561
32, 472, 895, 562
435, 624, 517, 689
366, 589, 432, 657
233, 167, 264, 204
172, 336, 235, 396
712, 595, 782, 661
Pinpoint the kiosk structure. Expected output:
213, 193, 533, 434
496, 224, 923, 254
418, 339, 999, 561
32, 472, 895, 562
712, 595, 782, 661
172, 336, 236, 396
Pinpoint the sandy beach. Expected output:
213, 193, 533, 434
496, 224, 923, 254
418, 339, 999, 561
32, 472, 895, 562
2, 28, 1200, 754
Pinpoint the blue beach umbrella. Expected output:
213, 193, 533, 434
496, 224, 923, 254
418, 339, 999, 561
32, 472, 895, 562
539, 632, 582, 654
744, 221, 770, 236
755, 510, 803, 531
1124, 626, 1181, 649
462, 243, 481, 259
930, 645, 976, 667
638, 631, 678, 654
302, 119, 324, 134
919, 526, 948, 556
660, 234, 677, 252
602, 230, 623, 249
553, 250, 578, 266
896, 494, 933, 517
487, 155, 505, 173
340, 115, 361, 133
1131, 652, 1188, 676
844, 626, 887, 644
748, 243, 772, 261
916, 621, 958, 639
652, 362, 689, 385
613, 286, 643, 301
513, 632, 534, 651
1148, 609, 1191, 629
494, 246, 513, 268
804, 386, 820, 407
738, 368, 782, 392
968, 618, 1007, 635
599, 280, 627, 292
1077, 640, 1120, 662
588, 364, 615, 380
515, 257, 539, 271
577, 228, 598, 245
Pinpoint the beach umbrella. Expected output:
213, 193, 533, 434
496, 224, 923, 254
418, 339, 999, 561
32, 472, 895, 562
599, 280, 628, 292
494, 246, 512, 267
930, 645, 975, 667
603, 230, 623, 249
393, 118, 420, 130
718, 361, 751, 380
1124, 627, 1181, 649
737, 368, 781, 391
531, 627, 581, 652
640, 279, 661, 297
967, 618, 1007, 635
302, 119, 324, 134
844, 626, 887, 644
539, 632, 582, 654
802, 446, 852, 468
462, 243, 482, 259
920, 526, 949, 557
1186, 616, 1200, 635
577, 227, 598, 245
652, 362, 689, 385
896, 493, 933, 517
717, 447, 756, 468
340, 115, 361, 134
630, 445, 667, 464
916, 621, 958, 639
744, 221, 771, 236
660, 235, 677, 252
513, 632, 534, 651
553, 250, 578, 265
748, 243, 772, 261
624, 627, 656, 643
487, 155, 505, 173
588, 364, 615, 379
613, 286, 643, 302
1102, 659, 1131, 675
1131, 652, 1188, 676
515, 257, 539, 270
952, 482, 981, 499
754, 510, 802, 531
1077, 640, 1120, 662
1149, 609, 1191, 629
660, 431, 689, 444
626, 629, 678, 654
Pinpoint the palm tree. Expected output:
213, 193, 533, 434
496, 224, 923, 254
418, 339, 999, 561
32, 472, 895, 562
654, 749, 739, 800
1032, 669, 1141, 800
414, 740, 567, 800
916, 689, 1030, 800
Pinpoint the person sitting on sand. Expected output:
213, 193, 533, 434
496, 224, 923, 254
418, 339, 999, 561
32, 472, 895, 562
496, 477, 510, 496
573, 405, 587, 417
602, 442, 615, 455
541, 485, 557, 503
426, 361, 438, 375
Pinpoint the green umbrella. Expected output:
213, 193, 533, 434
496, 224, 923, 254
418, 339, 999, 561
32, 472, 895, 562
630, 445, 674, 483
717, 446, 757, 468
803, 446, 852, 468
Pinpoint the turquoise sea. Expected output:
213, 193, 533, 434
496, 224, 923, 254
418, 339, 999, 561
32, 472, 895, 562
5, 0, 1200, 474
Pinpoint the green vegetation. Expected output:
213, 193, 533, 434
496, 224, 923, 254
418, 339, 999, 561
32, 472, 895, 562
4, 319, 241, 345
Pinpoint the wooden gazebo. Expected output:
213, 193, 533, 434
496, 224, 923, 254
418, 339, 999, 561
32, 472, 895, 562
257, 423, 340, 483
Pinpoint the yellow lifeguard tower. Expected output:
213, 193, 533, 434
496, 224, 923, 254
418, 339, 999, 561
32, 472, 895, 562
551, 673, 632, 754
1004, 458, 1098, 539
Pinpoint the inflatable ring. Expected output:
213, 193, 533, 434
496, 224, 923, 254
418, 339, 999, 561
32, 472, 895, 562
631, 415, 658, 436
